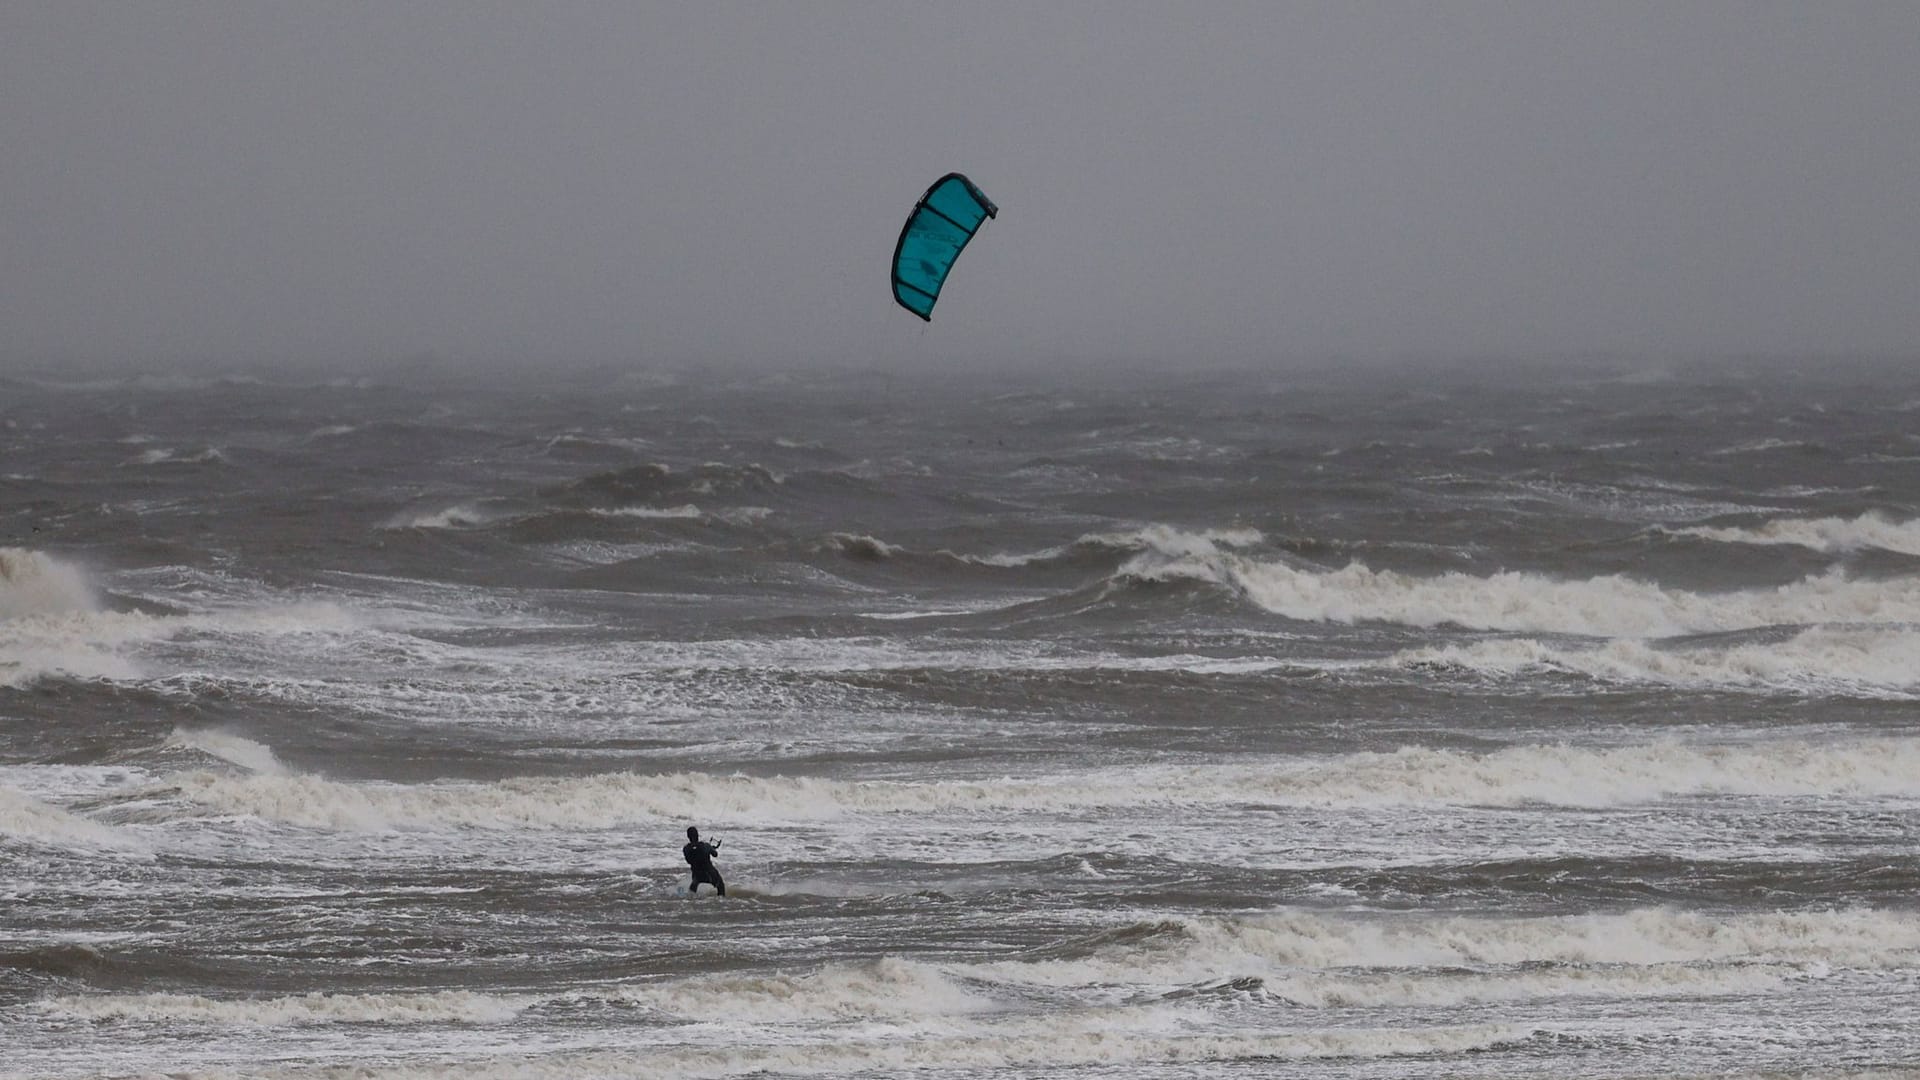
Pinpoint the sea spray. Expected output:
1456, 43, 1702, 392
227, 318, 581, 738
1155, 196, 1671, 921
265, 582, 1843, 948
0, 548, 95, 619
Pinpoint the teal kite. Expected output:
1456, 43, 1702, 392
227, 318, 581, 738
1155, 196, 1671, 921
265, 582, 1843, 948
892, 173, 997, 321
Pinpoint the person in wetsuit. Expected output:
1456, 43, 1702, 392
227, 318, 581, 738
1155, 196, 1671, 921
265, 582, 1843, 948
682, 826, 724, 896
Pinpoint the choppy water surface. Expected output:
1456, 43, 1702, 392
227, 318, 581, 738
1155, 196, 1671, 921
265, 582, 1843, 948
3, 360, 1919, 1078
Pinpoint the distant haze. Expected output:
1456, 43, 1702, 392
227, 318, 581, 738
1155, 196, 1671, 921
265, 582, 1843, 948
3, 2, 1917, 372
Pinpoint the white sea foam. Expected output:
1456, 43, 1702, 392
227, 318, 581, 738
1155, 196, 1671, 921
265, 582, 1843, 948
1258, 960, 1788, 1007
38, 958, 973, 1032
1109, 524, 1263, 557
191, 600, 360, 639
162, 1022, 1527, 1079
1227, 560, 1920, 637
963, 523, 1264, 568
539, 433, 653, 455
44, 988, 528, 1026
381, 504, 508, 530
126, 446, 228, 466
608, 956, 985, 1022
1395, 625, 1920, 696
1711, 437, 1814, 456
538, 540, 702, 566
156, 736, 1920, 831
0, 786, 138, 852
0, 621, 149, 686
2, 586, 355, 688
828, 533, 900, 559
486, 633, 1289, 679
1673, 512, 1920, 556
1256, 738, 1920, 807
582, 504, 771, 525
972, 908, 1920, 993
979, 943, 1792, 1009
593, 504, 705, 519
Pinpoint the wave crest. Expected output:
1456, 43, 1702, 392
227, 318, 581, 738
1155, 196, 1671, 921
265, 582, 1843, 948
612, 956, 982, 1022
1231, 561, 1920, 637
970, 907, 1920, 1003
380, 503, 511, 530
956, 524, 1265, 570
164, 728, 289, 775
153, 736, 1920, 831
545, 462, 783, 510
1673, 512, 1920, 556
1394, 625, 1920, 696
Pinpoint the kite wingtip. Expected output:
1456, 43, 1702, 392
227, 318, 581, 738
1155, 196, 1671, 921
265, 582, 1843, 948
891, 291, 935, 322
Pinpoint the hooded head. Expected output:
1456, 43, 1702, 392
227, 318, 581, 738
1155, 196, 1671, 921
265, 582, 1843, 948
686, 826, 699, 841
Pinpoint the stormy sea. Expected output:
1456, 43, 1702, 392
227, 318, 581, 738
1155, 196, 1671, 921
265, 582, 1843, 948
3, 358, 1917, 1079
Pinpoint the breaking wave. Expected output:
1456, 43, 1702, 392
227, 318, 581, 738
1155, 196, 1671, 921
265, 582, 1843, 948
800, 524, 1265, 578
1002, 907, 1920, 979
0, 786, 140, 852
1214, 559, 1920, 637
0, 613, 154, 687
164, 728, 289, 776
41, 958, 975, 1029
967, 907, 1920, 1006
381, 502, 519, 530
967, 524, 1264, 569
31, 906, 1920, 1042
1672, 512, 1920, 556
126, 446, 229, 467
152, 736, 1920, 831
0, 550, 144, 686
608, 956, 983, 1022
1394, 625, 1920, 696
828, 533, 901, 561
1, 596, 355, 690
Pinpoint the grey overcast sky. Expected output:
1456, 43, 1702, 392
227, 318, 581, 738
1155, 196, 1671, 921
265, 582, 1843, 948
3, 2, 1917, 371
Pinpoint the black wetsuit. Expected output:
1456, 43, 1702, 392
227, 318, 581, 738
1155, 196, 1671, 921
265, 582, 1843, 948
683, 840, 724, 896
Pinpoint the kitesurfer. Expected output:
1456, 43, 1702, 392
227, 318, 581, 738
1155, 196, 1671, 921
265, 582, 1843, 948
682, 826, 725, 896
